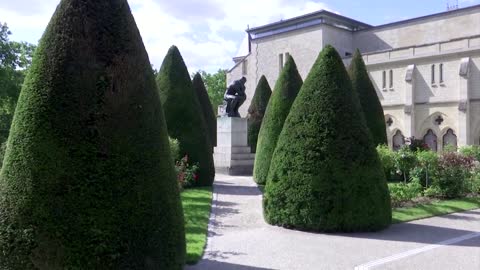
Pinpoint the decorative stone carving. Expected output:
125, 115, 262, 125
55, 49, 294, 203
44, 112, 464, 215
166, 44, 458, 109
458, 100, 468, 112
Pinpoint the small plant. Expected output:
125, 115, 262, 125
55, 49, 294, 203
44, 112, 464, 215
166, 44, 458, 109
432, 152, 475, 198
388, 177, 423, 207
175, 155, 200, 190
459, 145, 480, 161
377, 144, 396, 181
169, 137, 180, 161
394, 146, 417, 183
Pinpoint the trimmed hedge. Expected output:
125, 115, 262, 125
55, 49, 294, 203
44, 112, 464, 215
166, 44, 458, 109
348, 49, 387, 146
0, 1, 185, 269
264, 45, 391, 232
193, 73, 217, 147
247, 75, 271, 153
157, 46, 215, 186
254, 55, 303, 185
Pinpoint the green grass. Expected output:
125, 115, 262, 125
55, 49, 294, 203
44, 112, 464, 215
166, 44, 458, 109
392, 197, 480, 223
181, 187, 213, 264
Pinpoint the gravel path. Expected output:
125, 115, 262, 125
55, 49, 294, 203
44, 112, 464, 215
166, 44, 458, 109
186, 174, 480, 270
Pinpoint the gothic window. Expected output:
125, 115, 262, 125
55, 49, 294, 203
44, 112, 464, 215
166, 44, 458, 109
242, 60, 248, 75
393, 130, 405, 151
389, 70, 394, 88
382, 70, 386, 89
423, 129, 438, 152
439, 63, 444, 83
443, 129, 457, 150
431, 64, 436, 84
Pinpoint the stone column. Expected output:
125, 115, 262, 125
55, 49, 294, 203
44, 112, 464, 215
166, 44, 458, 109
404, 64, 416, 138
458, 57, 471, 146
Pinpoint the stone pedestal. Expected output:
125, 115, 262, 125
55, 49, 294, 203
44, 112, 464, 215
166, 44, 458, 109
214, 117, 255, 175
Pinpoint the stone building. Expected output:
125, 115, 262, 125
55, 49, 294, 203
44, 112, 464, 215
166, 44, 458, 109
227, 5, 480, 151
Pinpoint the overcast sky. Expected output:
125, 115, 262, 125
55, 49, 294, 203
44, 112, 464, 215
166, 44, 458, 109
1, 0, 479, 73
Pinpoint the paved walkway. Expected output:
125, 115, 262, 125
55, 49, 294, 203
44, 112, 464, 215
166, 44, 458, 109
187, 174, 480, 270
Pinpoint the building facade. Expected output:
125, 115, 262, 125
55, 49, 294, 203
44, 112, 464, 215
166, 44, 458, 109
227, 5, 480, 151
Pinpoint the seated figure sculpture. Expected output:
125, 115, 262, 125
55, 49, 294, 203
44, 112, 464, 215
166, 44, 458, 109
224, 77, 247, 117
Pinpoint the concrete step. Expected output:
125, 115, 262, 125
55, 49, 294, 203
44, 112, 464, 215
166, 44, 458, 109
230, 159, 254, 167
214, 146, 252, 154
231, 153, 256, 160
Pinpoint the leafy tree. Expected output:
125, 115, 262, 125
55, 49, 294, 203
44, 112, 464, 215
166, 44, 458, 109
348, 49, 387, 146
157, 46, 215, 186
193, 73, 217, 147
194, 69, 227, 114
0, 22, 36, 165
0, 1, 185, 269
247, 75, 271, 153
254, 55, 302, 184
264, 45, 391, 232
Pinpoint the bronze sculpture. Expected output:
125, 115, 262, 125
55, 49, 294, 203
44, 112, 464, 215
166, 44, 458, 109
224, 77, 247, 117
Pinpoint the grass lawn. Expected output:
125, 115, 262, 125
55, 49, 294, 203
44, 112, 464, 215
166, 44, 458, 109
181, 186, 213, 264
392, 197, 480, 223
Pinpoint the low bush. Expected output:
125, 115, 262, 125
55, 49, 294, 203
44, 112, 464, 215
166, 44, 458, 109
431, 152, 475, 198
389, 178, 423, 207
175, 155, 200, 190
377, 144, 396, 181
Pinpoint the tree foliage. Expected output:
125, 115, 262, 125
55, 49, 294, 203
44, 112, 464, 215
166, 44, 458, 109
348, 49, 387, 146
264, 45, 391, 232
247, 75, 271, 153
193, 73, 217, 147
0, 22, 36, 164
254, 55, 302, 184
157, 46, 215, 186
0, 1, 185, 268
194, 69, 227, 114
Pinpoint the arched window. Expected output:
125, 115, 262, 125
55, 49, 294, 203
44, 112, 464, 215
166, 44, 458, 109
443, 129, 457, 150
423, 129, 438, 152
431, 64, 436, 84
389, 70, 393, 88
393, 130, 405, 151
439, 63, 444, 83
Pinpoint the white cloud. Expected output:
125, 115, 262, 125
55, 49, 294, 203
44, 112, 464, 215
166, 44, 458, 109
1, 0, 334, 73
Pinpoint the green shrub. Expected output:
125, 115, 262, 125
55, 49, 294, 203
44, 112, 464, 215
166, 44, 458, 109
431, 152, 475, 198
157, 46, 215, 186
394, 146, 417, 183
169, 137, 180, 162
264, 45, 391, 232
348, 49, 387, 146
470, 167, 480, 194
0, 1, 185, 268
192, 73, 217, 147
388, 178, 423, 207
254, 55, 303, 185
377, 144, 396, 181
459, 145, 480, 161
247, 75, 271, 153
410, 150, 438, 188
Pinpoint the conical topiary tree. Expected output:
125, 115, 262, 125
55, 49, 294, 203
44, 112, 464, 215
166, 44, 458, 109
264, 45, 391, 232
0, 1, 185, 269
247, 75, 271, 153
157, 46, 215, 186
193, 73, 217, 147
254, 55, 303, 185
349, 49, 387, 146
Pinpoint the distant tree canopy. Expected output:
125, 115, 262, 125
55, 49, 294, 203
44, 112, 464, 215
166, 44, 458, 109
192, 69, 227, 114
0, 22, 36, 165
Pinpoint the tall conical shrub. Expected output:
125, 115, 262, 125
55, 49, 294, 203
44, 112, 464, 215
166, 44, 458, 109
264, 45, 391, 232
349, 49, 387, 146
157, 46, 215, 186
247, 75, 271, 153
0, 1, 185, 269
254, 55, 303, 185
193, 73, 217, 147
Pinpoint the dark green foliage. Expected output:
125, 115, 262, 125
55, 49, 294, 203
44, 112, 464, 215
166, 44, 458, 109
264, 46, 391, 232
0, 1, 185, 269
348, 49, 387, 146
193, 73, 217, 147
193, 69, 227, 114
247, 75, 271, 153
254, 55, 302, 185
157, 46, 215, 186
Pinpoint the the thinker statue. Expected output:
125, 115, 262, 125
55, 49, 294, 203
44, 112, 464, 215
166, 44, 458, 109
224, 77, 247, 117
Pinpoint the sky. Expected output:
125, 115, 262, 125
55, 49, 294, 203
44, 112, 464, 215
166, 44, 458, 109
1, 0, 479, 73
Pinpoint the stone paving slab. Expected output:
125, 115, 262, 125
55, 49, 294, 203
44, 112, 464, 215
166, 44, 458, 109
186, 174, 480, 270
